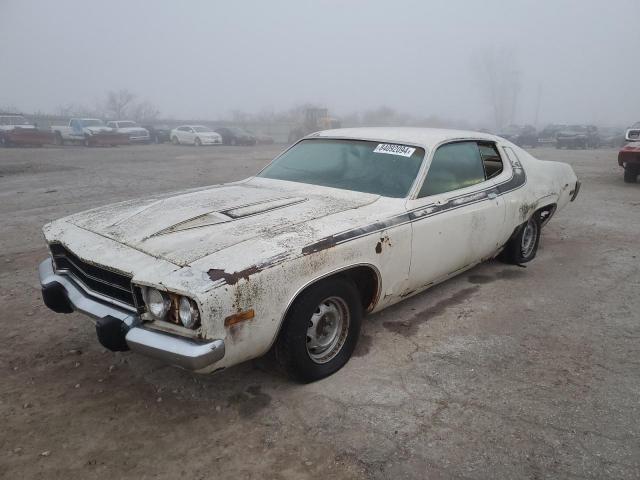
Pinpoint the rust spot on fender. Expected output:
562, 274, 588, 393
519, 202, 537, 221
207, 253, 289, 285
375, 235, 391, 254
207, 265, 263, 285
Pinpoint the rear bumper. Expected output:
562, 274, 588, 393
38, 258, 225, 371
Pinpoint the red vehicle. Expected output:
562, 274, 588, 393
619, 124, 640, 183
0, 113, 53, 147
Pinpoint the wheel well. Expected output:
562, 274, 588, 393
287, 265, 380, 318
337, 265, 380, 313
537, 203, 557, 227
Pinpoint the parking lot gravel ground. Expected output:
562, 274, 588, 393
1, 143, 638, 479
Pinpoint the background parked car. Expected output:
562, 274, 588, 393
252, 131, 275, 144
538, 124, 566, 144
556, 125, 600, 149
106, 120, 150, 143
214, 127, 256, 145
143, 124, 172, 144
171, 125, 222, 146
497, 124, 538, 147
0, 113, 53, 147
50, 118, 129, 146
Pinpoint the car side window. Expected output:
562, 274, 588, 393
418, 141, 486, 197
478, 142, 503, 179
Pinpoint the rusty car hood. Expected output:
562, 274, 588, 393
67, 179, 379, 266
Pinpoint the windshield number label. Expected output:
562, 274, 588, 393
373, 143, 416, 157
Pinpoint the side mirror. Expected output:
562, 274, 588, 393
625, 128, 640, 142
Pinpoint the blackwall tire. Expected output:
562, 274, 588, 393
275, 277, 362, 383
624, 166, 638, 183
501, 214, 542, 265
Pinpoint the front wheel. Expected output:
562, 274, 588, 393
501, 214, 541, 265
194, 137, 202, 147
275, 277, 362, 383
171, 136, 179, 145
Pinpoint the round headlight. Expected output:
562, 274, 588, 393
178, 296, 200, 329
145, 288, 170, 320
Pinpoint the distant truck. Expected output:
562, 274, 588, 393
0, 113, 54, 147
619, 124, 640, 183
106, 120, 150, 143
50, 118, 129, 146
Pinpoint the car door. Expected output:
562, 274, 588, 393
185, 127, 196, 144
405, 140, 506, 290
177, 126, 189, 143
70, 119, 82, 139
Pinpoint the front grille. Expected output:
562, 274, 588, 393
49, 243, 144, 312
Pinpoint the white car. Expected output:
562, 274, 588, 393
106, 120, 150, 143
170, 125, 222, 146
39, 128, 579, 382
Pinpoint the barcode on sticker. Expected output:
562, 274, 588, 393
373, 143, 416, 157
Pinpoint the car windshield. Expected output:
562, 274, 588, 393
118, 121, 137, 128
81, 119, 104, 127
258, 139, 425, 198
193, 126, 213, 133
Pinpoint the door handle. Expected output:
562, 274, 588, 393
487, 192, 498, 200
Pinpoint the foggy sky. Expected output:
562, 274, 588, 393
1, 0, 638, 126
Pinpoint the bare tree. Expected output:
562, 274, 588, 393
104, 89, 136, 119
474, 48, 521, 130
130, 100, 160, 123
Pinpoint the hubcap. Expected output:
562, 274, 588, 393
306, 296, 350, 364
521, 219, 538, 257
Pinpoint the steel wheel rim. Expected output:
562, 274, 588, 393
306, 296, 350, 364
521, 219, 537, 257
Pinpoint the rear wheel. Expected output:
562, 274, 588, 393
624, 166, 638, 183
83, 135, 92, 147
275, 277, 362, 383
171, 136, 179, 145
194, 137, 202, 147
501, 214, 541, 265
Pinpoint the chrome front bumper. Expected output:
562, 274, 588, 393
38, 258, 225, 371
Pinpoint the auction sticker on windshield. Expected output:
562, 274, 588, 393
373, 143, 416, 157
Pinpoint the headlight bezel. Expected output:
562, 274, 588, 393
140, 286, 201, 330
